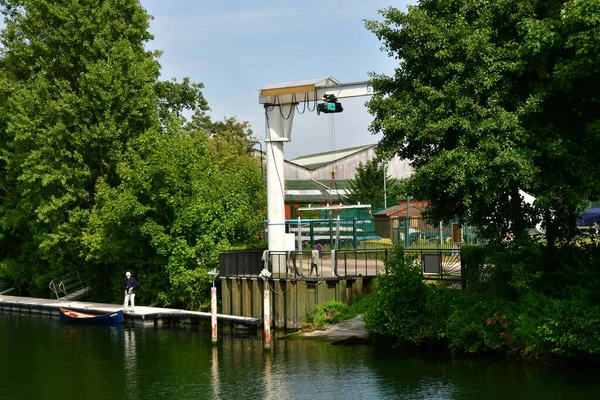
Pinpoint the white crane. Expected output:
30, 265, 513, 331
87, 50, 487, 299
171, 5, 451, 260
259, 76, 374, 253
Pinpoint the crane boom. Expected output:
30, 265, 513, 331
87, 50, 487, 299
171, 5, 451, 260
259, 77, 374, 105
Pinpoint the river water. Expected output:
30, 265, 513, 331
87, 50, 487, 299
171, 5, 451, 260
1, 312, 598, 400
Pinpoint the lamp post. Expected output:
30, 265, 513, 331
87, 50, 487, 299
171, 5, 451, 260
383, 161, 387, 209
248, 140, 264, 181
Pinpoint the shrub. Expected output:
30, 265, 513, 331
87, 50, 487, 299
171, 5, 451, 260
513, 293, 600, 360
365, 242, 600, 362
442, 293, 515, 354
319, 301, 348, 323
364, 245, 429, 343
302, 301, 348, 331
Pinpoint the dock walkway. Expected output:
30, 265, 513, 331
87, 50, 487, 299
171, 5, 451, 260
0, 294, 261, 327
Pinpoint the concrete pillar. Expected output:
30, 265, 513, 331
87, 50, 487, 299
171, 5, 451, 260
265, 104, 295, 254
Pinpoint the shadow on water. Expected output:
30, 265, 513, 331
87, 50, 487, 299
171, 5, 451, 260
1, 311, 600, 400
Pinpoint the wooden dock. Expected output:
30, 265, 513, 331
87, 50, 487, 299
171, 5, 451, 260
0, 294, 261, 327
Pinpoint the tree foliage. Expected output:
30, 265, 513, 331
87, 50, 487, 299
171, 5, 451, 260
347, 158, 400, 209
0, 0, 164, 295
0, 1, 264, 305
366, 0, 600, 245
83, 119, 265, 309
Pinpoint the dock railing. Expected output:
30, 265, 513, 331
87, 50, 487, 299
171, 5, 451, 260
48, 269, 89, 300
219, 248, 462, 283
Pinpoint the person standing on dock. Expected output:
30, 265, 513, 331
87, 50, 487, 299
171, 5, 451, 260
124, 272, 137, 313
310, 248, 320, 277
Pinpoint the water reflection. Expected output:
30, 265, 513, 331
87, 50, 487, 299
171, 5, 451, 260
123, 328, 138, 398
262, 351, 292, 400
211, 345, 220, 399
264, 351, 273, 399
2, 314, 600, 400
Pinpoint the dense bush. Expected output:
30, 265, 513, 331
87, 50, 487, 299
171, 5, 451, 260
514, 293, 600, 360
364, 246, 429, 342
365, 243, 600, 363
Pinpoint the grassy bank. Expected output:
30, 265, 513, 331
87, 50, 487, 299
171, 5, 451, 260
302, 295, 372, 331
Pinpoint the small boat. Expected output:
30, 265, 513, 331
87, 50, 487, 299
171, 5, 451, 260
59, 307, 123, 324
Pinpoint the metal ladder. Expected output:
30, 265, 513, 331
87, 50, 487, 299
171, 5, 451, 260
49, 269, 90, 300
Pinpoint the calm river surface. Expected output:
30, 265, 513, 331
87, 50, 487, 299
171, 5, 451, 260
1, 312, 599, 400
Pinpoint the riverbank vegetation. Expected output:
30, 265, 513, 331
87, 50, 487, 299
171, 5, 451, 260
365, 244, 600, 363
303, 297, 371, 331
0, 0, 265, 309
362, 0, 600, 364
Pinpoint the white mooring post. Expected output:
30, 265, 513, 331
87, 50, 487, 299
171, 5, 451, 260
263, 280, 271, 350
259, 255, 272, 350
208, 268, 218, 343
211, 286, 217, 343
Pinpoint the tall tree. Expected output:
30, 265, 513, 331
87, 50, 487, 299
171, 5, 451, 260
0, 0, 204, 295
347, 158, 399, 210
366, 0, 600, 246
83, 117, 265, 309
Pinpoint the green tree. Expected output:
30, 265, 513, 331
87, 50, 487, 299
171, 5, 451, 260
0, 0, 205, 295
366, 0, 600, 246
83, 117, 265, 309
347, 158, 398, 209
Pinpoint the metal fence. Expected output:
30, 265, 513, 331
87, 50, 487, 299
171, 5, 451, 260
220, 247, 463, 285
377, 217, 481, 249
263, 217, 481, 251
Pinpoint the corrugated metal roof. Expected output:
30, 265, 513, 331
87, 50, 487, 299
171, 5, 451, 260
285, 180, 351, 203
291, 144, 375, 170
286, 190, 322, 196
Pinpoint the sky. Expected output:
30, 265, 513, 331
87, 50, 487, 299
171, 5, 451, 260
139, 0, 412, 159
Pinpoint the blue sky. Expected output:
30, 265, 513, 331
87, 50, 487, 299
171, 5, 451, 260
140, 0, 412, 159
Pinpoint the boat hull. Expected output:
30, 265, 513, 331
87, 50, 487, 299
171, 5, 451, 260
59, 308, 123, 324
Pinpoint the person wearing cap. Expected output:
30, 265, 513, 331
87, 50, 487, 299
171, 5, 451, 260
123, 272, 137, 312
